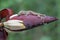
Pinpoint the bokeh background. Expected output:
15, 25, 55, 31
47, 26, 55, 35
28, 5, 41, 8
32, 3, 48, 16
0, 0, 60, 40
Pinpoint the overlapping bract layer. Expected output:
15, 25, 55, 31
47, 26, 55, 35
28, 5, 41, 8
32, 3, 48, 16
5, 10, 57, 31
0, 9, 58, 31
0, 8, 58, 40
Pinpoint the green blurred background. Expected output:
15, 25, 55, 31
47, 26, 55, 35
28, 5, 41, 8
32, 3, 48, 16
0, 0, 60, 40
